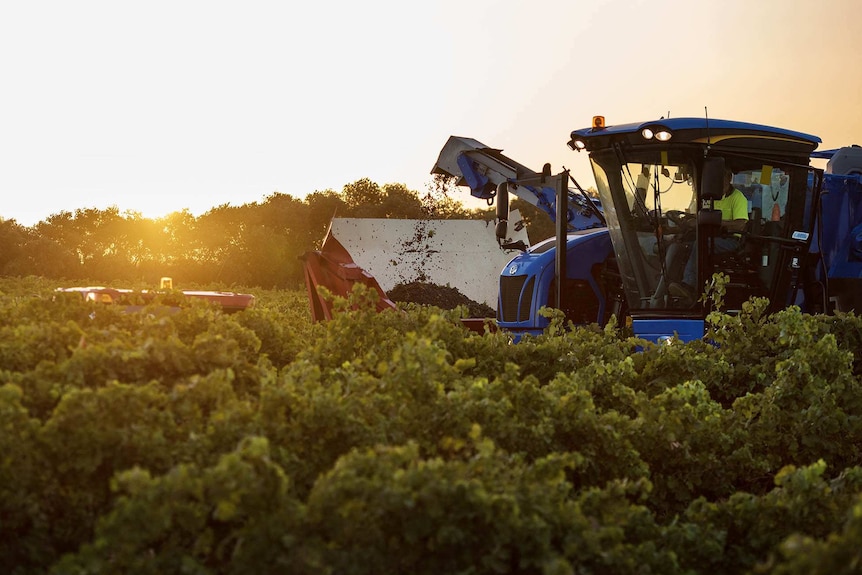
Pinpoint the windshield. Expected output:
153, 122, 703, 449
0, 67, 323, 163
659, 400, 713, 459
591, 154, 698, 312
591, 149, 815, 315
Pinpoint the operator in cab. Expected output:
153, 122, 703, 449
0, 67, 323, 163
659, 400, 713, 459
669, 168, 748, 305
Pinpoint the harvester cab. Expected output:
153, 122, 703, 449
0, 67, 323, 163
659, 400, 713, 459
568, 116, 824, 340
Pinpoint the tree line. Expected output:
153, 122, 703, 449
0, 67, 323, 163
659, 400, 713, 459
0, 177, 535, 289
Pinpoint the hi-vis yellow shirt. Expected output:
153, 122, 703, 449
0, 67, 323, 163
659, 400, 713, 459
714, 188, 749, 222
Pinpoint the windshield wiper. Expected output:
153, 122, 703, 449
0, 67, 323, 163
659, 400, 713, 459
564, 170, 606, 227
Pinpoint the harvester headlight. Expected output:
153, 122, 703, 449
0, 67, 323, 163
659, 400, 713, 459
567, 139, 586, 151
642, 126, 673, 142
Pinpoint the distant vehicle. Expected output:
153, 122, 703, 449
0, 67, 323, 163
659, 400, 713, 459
56, 278, 255, 313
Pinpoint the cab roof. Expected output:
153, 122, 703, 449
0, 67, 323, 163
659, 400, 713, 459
568, 117, 821, 157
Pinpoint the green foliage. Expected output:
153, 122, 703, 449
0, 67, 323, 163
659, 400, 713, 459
304, 437, 681, 575
674, 461, 862, 574
1, 278, 862, 574
51, 437, 307, 575
0, 384, 49, 570
766, 492, 862, 574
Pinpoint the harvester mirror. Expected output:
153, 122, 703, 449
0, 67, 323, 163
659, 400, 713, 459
700, 157, 726, 201
495, 181, 510, 240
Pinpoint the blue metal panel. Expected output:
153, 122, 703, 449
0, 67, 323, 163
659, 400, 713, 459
456, 154, 492, 199
633, 319, 705, 343
818, 173, 862, 278
496, 229, 612, 332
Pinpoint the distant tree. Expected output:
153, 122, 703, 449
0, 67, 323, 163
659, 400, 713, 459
257, 193, 308, 232
235, 225, 296, 288
379, 183, 424, 219
342, 178, 384, 217
206, 194, 309, 288
18, 236, 80, 278
34, 211, 86, 266
262, 193, 313, 286
62, 207, 142, 281
195, 203, 251, 284
157, 209, 199, 262
0, 218, 27, 274
305, 190, 346, 248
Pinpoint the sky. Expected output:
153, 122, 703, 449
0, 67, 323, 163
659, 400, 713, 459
3, 0, 862, 226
